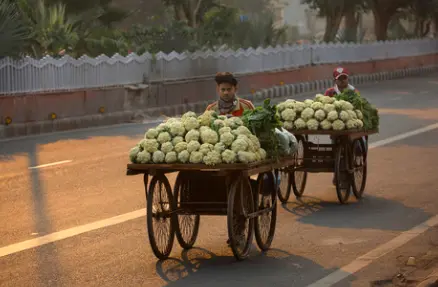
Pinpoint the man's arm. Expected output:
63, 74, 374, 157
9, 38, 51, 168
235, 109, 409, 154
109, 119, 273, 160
239, 98, 255, 110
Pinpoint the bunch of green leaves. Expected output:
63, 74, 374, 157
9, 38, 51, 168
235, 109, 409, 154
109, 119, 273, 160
335, 90, 380, 130
242, 98, 283, 159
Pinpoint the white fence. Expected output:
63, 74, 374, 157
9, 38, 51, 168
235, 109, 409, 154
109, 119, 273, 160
1, 38, 437, 95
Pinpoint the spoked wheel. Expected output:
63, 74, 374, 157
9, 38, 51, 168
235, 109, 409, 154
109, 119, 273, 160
147, 174, 175, 260
277, 168, 291, 204
254, 172, 277, 251
334, 142, 352, 204
292, 135, 308, 197
351, 138, 368, 199
227, 176, 255, 261
172, 172, 200, 249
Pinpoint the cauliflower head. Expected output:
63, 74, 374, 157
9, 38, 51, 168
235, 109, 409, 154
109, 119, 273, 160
320, 119, 332, 130
178, 150, 190, 163
314, 109, 326, 121
248, 134, 261, 150
281, 108, 296, 121
232, 126, 252, 137
347, 110, 357, 120
174, 142, 188, 153
311, 102, 324, 111
339, 110, 350, 122
346, 119, 358, 129
277, 102, 287, 112
306, 119, 319, 130
214, 142, 226, 154
283, 121, 294, 130
145, 128, 158, 139
285, 100, 296, 109
294, 101, 306, 112
172, 136, 184, 146
165, 151, 178, 163
169, 121, 186, 137
323, 104, 336, 114
142, 139, 159, 153
152, 151, 165, 163
221, 149, 237, 163
327, 110, 339, 121
231, 138, 249, 153
129, 146, 141, 163
183, 117, 199, 131
161, 142, 174, 154
304, 99, 314, 107
314, 94, 325, 102
237, 151, 257, 164
157, 132, 172, 144
321, 96, 335, 104
200, 128, 219, 144
182, 111, 197, 120
333, 101, 343, 110
301, 107, 315, 121
199, 143, 214, 155
224, 117, 243, 129
187, 140, 201, 153
185, 129, 200, 142
203, 151, 222, 166
258, 148, 267, 160
136, 150, 151, 164
355, 110, 363, 120
189, 151, 203, 163
220, 132, 235, 146
356, 119, 364, 129
340, 100, 354, 111
218, 126, 232, 135
332, 119, 346, 130
294, 118, 307, 129
213, 119, 226, 129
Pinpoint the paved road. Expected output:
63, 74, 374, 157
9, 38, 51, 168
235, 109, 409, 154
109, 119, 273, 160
1, 75, 438, 287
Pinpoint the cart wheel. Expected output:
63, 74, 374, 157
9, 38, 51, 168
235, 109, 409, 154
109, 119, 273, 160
334, 143, 352, 204
292, 135, 308, 197
254, 172, 277, 251
352, 138, 368, 199
227, 176, 255, 261
277, 168, 291, 203
173, 172, 200, 249
147, 174, 175, 260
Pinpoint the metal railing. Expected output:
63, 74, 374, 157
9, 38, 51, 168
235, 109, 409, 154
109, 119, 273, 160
0, 38, 436, 95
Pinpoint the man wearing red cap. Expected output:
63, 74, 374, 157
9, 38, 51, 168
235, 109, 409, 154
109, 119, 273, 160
324, 67, 359, 97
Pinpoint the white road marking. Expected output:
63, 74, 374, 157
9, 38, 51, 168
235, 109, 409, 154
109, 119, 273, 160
0, 209, 145, 258
307, 215, 438, 287
28, 160, 72, 169
368, 122, 438, 149
1, 123, 438, 259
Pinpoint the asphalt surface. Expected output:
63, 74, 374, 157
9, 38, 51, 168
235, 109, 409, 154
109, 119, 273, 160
1, 74, 438, 287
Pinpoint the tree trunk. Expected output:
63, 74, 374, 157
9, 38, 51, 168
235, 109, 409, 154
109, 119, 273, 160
344, 8, 358, 42
323, 13, 343, 43
373, 11, 391, 41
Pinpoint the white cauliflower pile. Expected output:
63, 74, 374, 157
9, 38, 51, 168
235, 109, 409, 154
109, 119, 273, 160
276, 94, 364, 131
129, 111, 267, 165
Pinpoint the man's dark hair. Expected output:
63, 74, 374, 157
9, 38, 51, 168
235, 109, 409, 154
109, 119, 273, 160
215, 72, 238, 86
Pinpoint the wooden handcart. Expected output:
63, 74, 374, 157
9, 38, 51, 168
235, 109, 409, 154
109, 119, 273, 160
276, 129, 378, 204
126, 156, 296, 261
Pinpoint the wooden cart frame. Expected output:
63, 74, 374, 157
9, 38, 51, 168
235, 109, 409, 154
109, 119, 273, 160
277, 129, 378, 204
126, 156, 295, 261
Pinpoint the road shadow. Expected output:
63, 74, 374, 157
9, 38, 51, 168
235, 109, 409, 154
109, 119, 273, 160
155, 247, 345, 287
0, 122, 149, 161
281, 195, 431, 232
27, 144, 63, 286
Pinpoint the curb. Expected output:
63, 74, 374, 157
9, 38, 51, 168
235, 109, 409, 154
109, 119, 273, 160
1, 64, 438, 140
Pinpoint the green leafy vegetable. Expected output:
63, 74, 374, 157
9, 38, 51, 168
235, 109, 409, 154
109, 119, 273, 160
335, 90, 379, 130
242, 98, 283, 159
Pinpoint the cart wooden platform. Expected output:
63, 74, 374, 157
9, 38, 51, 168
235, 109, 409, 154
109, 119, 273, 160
126, 156, 296, 261
277, 129, 378, 204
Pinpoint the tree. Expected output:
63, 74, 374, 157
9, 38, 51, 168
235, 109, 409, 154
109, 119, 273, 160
364, 0, 410, 41
342, 0, 367, 42
405, 0, 438, 37
301, 0, 347, 43
162, 0, 219, 28
0, 0, 30, 58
